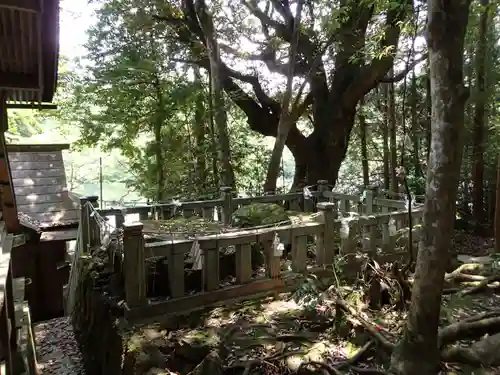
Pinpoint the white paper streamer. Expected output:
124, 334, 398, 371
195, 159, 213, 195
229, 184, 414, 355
190, 240, 203, 270
340, 219, 350, 239
388, 218, 397, 236
272, 232, 284, 256
303, 187, 313, 200
172, 199, 183, 216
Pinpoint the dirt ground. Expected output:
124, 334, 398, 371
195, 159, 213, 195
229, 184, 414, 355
122, 230, 500, 375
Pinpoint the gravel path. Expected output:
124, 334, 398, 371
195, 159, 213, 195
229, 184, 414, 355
35, 317, 86, 375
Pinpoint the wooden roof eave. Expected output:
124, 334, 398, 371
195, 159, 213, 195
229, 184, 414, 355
0, 0, 60, 105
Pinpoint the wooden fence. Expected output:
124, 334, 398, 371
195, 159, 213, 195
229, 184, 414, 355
74, 187, 423, 324
97, 182, 409, 228
2, 269, 37, 375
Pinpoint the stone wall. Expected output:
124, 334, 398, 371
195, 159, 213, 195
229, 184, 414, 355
71, 246, 126, 374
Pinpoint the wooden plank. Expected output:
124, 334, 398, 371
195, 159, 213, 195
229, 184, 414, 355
14, 192, 67, 205
204, 248, 220, 291
18, 303, 37, 375
12, 176, 67, 187
0, 106, 20, 232
1, 234, 13, 257
374, 198, 406, 210
14, 185, 68, 196
11, 162, 64, 173
8, 152, 63, 163
6, 144, 70, 153
11, 168, 66, 179
146, 221, 323, 257
291, 235, 307, 273
40, 229, 78, 242
125, 277, 292, 323
6, 103, 57, 110
17, 201, 78, 214
123, 223, 146, 307
235, 243, 252, 283
12, 278, 25, 329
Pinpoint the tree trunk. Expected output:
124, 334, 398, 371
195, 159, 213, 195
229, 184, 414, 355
359, 97, 369, 186
172, 0, 412, 190
410, 71, 423, 180
425, 66, 431, 160
207, 69, 220, 192
495, 154, 500, 253
305, 112, 357, 185
193, 67, 208, 195
390, 2, 472, 374
196, 0, 235, 190
149, 34, 165, 203
388, 69, 398, 193
153, 114, 164, 202
472, 0, 489, 221
263, 0, 303, 193
382, 85, 390, 190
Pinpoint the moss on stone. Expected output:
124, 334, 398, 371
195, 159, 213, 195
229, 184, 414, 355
231, 203, 290, 228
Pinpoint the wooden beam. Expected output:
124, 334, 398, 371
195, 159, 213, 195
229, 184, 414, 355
0, 98, 21, 233
5, 103, 57, 110
0, 73, 40, 91
0, 0, 41, 13
6, 143, 70, 152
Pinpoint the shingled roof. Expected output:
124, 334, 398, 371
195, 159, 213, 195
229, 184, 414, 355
7, 143, 79, 229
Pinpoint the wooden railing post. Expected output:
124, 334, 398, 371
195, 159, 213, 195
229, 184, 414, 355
264, 239, 281, 278
138, 207, 149, 222
317, 180, 329, 203
79, 197, 90, 252
220, 187, 233, 225
115, 209, 125, 229
123, 222, 147, 308
317, 202, 337, 266
363, 186, 375, 214
87, 196, 100, 250
302, 191, 315, 213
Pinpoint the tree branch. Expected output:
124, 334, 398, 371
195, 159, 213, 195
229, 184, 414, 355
379, 53, 428, 83
341, 0, 413, 108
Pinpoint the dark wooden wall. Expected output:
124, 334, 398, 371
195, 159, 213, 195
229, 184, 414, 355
10, 238, 69, 322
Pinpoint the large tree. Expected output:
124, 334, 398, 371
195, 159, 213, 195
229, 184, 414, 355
158, 0, 419, 187
390, 0, 472, 374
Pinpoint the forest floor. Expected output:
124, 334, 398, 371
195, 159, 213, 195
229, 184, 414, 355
126, 229, 500, 375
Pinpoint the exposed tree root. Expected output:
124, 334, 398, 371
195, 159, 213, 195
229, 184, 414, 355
334, 297, 395, 351
445, 263, 487, 281
457, 274, 500, 296
440, 346, 483, 366
201, 284, 500, 375
333, 289, 500, 370
298, 341, 384, 375
439, 315, 500, 346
